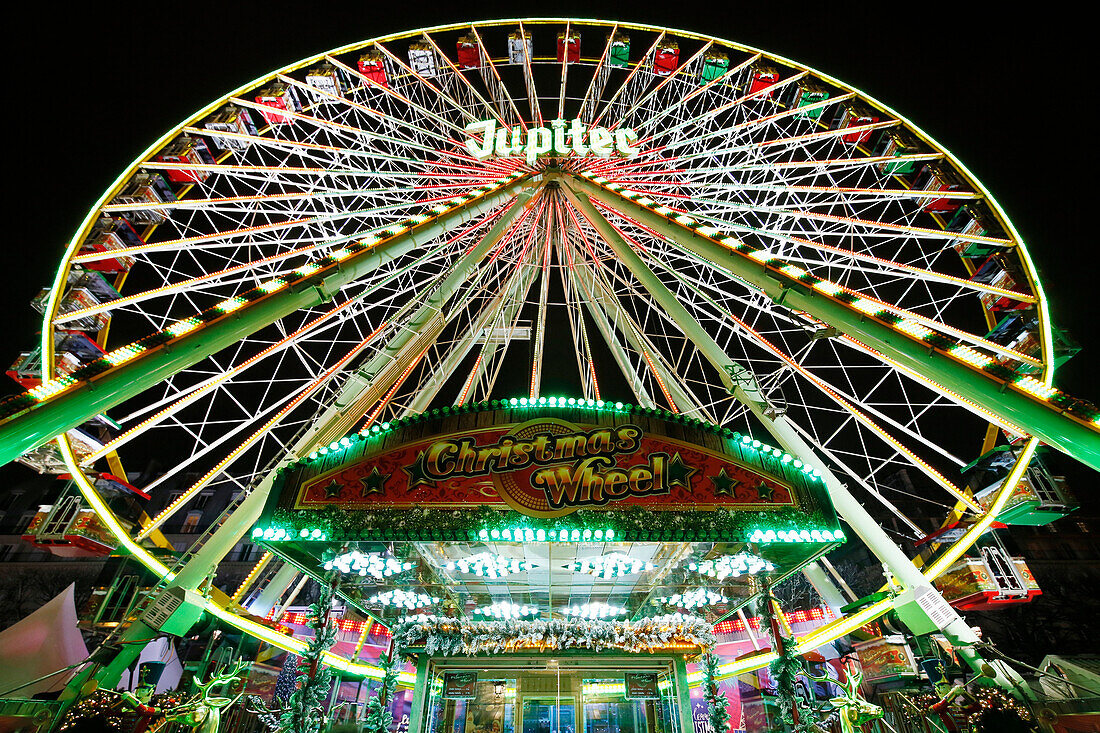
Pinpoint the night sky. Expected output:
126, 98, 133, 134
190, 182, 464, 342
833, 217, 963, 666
3, 1, 1096, 486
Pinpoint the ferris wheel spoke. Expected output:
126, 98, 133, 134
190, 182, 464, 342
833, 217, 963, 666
316, 55, 473, 143
277, 72, 465, 145
592, 68, 808, 154
591, 196, 1038, 367
715, 302, 982, 509
403, 244, 540, 414
611, 41, 739, 134
576, 25, 620, 124
625, 52, 760, 136
79, 292, 389, 465
562, 203, 717, 417
639, 87, 853, 154
589, 191, 1034, 372
627, 235, 976, 474
555, 205, 601, 401
527, 200, 555, 398
460, 27, 528, 131
570, 255, 698, 415
416, 33, 513, 129
137, 325, 385, 538
363, 40, 486, 129
180, 122, 437, 171
229, 94, 440, 157
512, 21, 543, 126
589, 31, 668, 129
81, 175, 497, 266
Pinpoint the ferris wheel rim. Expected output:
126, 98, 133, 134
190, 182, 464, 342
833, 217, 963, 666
27, 17, 1059, 677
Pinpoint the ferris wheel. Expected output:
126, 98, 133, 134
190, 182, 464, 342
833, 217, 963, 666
2, 18, 1097, 679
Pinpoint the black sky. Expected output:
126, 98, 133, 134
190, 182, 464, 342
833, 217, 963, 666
3, 1, 1096, 482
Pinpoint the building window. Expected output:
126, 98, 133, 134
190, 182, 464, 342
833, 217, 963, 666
181, 511, 202, 534
0, 491, 23, 514
16, 511, 37, 533
194, 492, 213, 510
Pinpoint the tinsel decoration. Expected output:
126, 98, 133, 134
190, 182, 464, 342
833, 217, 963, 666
363, 651, 401, 733
390, 616, 715, 656
277, 572, 341, 733
701, 652, 730, 733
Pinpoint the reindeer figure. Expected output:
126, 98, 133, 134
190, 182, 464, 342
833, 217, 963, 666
805, 667, 883, 733
160, 660, 250, 733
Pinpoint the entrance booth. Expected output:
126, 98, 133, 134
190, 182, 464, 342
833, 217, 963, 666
416, 655, 687, 733
252, 399, 843, 731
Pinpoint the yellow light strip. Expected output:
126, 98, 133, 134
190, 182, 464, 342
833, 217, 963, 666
81, 300, 372, 465
137, 326, 384, 540
231, 552, 272, 602
923, 438, 1039, 579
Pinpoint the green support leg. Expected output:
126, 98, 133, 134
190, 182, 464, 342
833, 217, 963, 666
408, 654, 432, 733
673, 655, 694, 733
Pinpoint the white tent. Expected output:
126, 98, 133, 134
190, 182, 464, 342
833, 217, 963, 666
0, 584, 89, 698
117, 636, 184, 694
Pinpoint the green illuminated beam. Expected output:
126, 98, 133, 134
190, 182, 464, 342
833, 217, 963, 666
563, 173, 1100, 471
567, 258, 692, 412
404, 245, 542, 414
0, 175, 533, 467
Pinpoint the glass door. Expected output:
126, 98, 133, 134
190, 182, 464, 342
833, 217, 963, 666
522, 697, 575, 733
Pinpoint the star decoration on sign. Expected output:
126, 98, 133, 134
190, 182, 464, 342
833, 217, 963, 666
665, 452, 696, 489
755, 481, 775, 501
403, 452, 436, 488
322, 479, 344, 499
710, 468, 740, 496
360, 467, 390, 496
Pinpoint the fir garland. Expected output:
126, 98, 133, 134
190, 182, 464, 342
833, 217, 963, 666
269, 504, 828, 543
701, 652, 730, 733
278, 573, 340, 733
363, 651, 401, 733
761, 588, 822, 733
390, 616, 716, 656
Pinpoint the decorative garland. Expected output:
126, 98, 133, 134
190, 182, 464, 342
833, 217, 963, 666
761, 586, 823, 733
363, 651, 401, 733
390, 616, 716, 656
277, 574, 340, 733
701, 652, 730, 733
268, 504, 830, 544
898, 688, 1032, 732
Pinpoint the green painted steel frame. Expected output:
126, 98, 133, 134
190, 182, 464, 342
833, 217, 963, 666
561, 173, 1100, 471
0, 175, 534, 466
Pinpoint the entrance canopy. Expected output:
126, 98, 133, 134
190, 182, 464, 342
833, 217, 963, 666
254, 400, 842, 627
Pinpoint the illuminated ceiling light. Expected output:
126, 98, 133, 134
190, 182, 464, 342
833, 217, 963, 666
685, 552, 774, 580
656, 588, 728, 610
472, 601, 540, 619
560, 602, 626, 619
324, 550, 413, 578
571, 552, 654, 578
368, 589, 437, 609
445, 552, 533, 578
